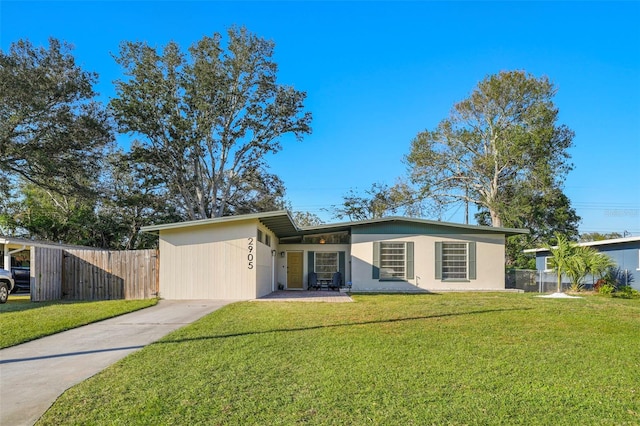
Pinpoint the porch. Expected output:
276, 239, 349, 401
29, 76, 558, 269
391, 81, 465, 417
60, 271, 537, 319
254, 290, 353, 303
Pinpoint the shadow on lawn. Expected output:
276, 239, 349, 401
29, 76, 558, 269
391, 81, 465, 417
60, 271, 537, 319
0, 298, 91, 314
156, 307, 530, 345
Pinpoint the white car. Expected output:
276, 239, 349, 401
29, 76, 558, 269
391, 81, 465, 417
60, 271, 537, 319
0, 269, 15, 303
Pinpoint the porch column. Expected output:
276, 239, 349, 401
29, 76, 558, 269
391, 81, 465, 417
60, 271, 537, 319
2, 243, 10, 271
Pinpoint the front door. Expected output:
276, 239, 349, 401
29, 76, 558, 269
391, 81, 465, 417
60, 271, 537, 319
286, 252, 303, 289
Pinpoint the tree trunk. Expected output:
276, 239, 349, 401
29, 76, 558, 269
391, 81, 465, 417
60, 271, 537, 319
490, 208, 503, 228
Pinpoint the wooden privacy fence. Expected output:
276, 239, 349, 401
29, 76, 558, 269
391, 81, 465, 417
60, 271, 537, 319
31, 247, 158, 302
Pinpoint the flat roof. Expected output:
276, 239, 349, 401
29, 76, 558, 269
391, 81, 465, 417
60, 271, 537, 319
141, 211, 529, 238
0, 236, 100, 250
524, 235, 640, 253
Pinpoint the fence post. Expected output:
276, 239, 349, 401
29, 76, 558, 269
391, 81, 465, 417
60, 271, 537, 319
539, 269, 542, 293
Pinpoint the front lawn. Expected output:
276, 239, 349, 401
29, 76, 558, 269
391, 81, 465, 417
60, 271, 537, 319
0, 296, 157, 349
38, 293, 639, 425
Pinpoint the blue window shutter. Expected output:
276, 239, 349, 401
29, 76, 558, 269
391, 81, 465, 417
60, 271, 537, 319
406, 242, 414, 279
435, 242, 442, 280
339, 251, 346, 279
308, 251, 315, 272
468, 242, 476, 280
372, 242, 380, 279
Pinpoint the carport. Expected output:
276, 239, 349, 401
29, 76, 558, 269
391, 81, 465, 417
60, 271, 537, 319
0, 236, 71, 295
0, 237, 159, 301
1, 236, 82, 264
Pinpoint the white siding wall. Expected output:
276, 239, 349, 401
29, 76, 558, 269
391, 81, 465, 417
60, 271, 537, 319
276, 244, 351, 289
256, 225, 276, 298
158, 220, 258, 300
351, 233, 505, 292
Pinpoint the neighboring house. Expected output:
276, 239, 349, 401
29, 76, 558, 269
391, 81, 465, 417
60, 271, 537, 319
141, 211, 527, 300
525, 236, 640, 290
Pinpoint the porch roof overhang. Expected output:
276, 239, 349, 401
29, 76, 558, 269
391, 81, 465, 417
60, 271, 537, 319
141, 210, 302, 238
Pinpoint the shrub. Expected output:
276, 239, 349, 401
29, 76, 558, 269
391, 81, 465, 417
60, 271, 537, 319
613, 286, 640, 299
598, 283, 616, 295
607, 267, 635, 287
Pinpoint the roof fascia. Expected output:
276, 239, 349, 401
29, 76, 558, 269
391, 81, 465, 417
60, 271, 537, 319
141, 210, 299, 234
300, 216, 528, 236
524, 235, 640, 253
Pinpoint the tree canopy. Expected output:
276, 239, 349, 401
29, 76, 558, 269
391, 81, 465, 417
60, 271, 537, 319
406, 70, 575, 228
110, 27, 312, 220
0, 38, 112, 196
292, 211, 324, 227
477, 186, 580, 268
331, 182, 421, 222
580, 232, 623, 242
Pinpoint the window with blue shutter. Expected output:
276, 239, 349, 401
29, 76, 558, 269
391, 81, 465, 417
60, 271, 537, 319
373, 241, 413, 280
435, 242, 442, 279
372, 242, 380, 279
436, 241, 476, 281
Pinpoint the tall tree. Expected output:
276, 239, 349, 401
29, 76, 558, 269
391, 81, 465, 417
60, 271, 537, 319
0, 38, 112, 195
580, 232, 623, 242
331, 182, 419, 222
95, 151, 183, 249
7, 181, 99, 245
406, 70, 574, 228
110, 27, 312, 220
477, 186, 580, 268
292, 211, 324, 227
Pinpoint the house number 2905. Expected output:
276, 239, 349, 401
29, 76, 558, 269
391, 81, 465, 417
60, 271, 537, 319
247, 237, 254, 269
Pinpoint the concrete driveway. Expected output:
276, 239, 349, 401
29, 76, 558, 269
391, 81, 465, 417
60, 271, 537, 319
0, 299, 236, 426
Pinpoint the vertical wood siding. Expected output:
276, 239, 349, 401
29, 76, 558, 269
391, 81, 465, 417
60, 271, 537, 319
30, 247, 158, 301
31, 247, 63, 302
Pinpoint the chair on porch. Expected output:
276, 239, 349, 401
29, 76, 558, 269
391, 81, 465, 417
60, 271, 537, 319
308, 272, 320, 290
329, 272, 342, 291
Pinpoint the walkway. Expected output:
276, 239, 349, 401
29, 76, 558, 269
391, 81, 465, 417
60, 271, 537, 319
0, 299, 235, 426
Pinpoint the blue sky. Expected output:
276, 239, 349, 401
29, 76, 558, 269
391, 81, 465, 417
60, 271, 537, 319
1, 1, 639, 235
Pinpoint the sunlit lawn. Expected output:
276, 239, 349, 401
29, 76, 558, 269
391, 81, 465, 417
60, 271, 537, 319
0, 295, 157, 349
34, 292, 640, 425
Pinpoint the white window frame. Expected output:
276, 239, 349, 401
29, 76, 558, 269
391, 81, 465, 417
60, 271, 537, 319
441, 242, 468, 280
544, 256, 553, 272
379, 242, 407, 280
314, 252, 338, 281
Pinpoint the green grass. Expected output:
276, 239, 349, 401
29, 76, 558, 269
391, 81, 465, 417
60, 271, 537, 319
38, 293, 639, 425
0, 296, 158, 349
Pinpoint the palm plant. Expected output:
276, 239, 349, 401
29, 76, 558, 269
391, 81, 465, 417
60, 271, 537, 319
588, 251, 615, 283
565, 247, 614, 292
565, 246, 591, 291
547, 233, 577, 293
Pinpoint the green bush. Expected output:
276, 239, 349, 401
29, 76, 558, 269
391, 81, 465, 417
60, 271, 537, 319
613, 286, 640, 299
598, 283, 616, 295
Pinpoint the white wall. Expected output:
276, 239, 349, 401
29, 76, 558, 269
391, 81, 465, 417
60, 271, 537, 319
350, 233, 505, 292
158, 220, 258, 300
256, 225, 276, 298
